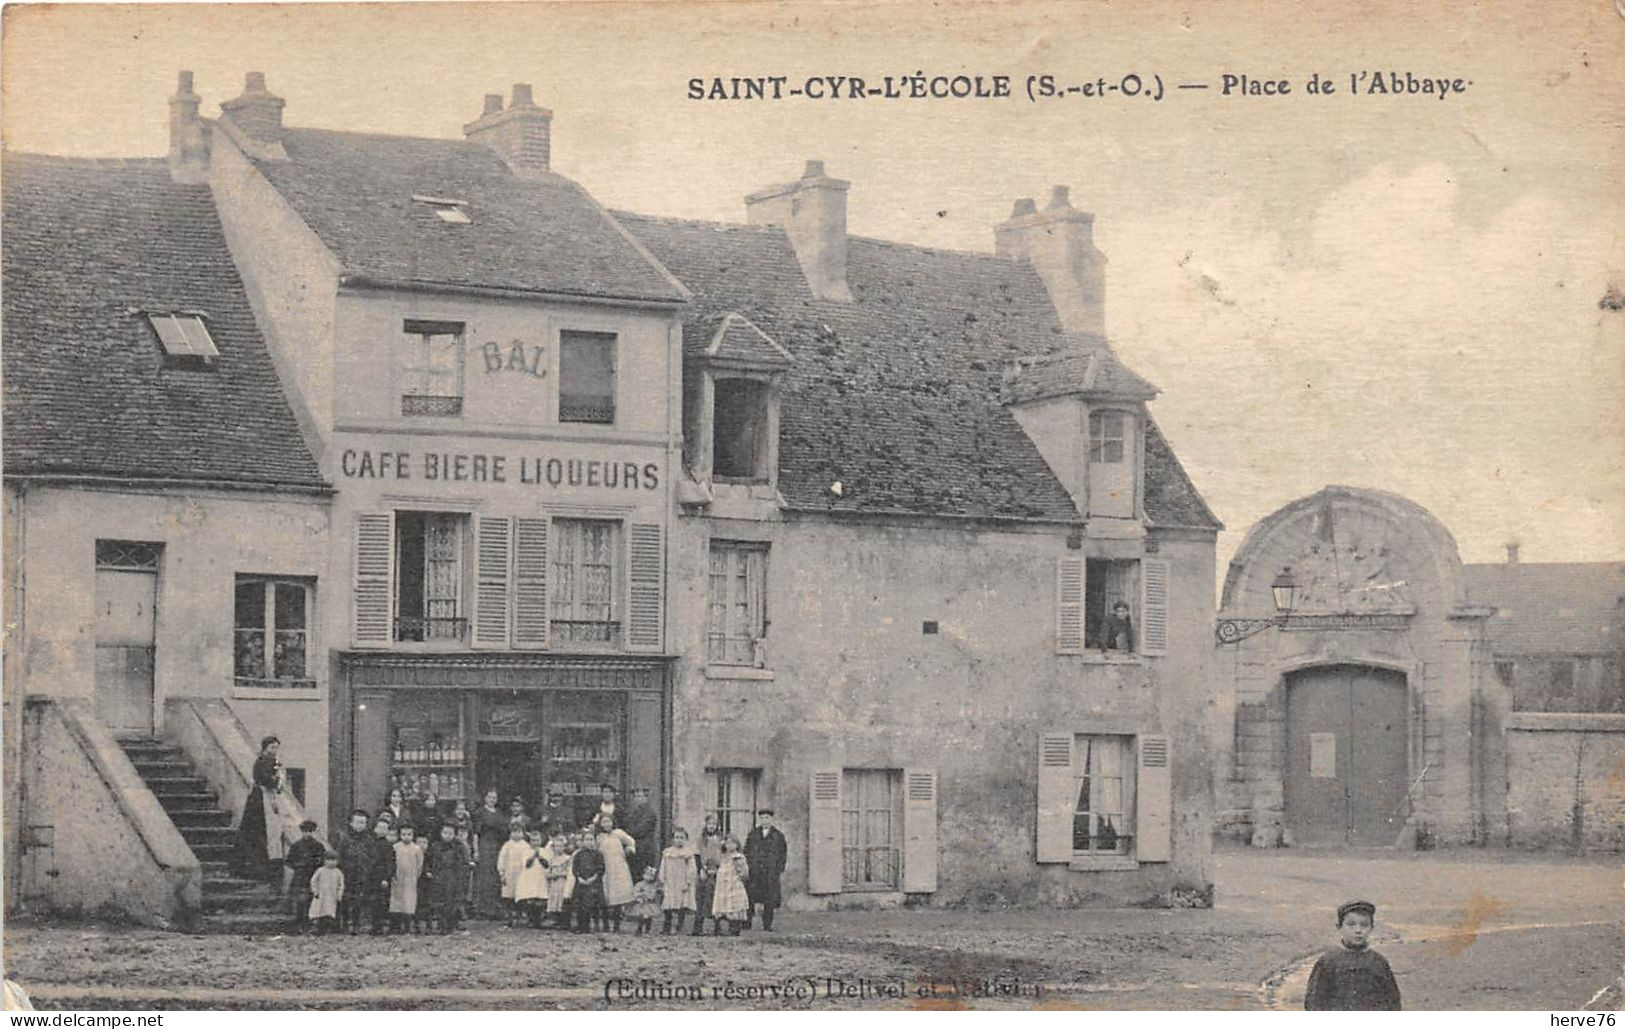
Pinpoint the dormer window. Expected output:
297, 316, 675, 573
412, 194, 471, 224
147, 312, 219, 369
713, 378, 771, 482
1087, 407, 1136, 519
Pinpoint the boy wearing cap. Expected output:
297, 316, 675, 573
1304, 900, 1402, 1010
743, 809, 788, 931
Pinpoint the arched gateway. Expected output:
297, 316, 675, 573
1215, 487, 1494, 849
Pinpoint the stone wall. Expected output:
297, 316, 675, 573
1505, 714, 1625, 851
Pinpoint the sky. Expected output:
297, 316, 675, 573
5, 0, 1623, 569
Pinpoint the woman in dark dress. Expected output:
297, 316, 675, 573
234, 736, 286, 888
472, 788, 508, 918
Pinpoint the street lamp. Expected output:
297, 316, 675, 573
1216, 566, 1298, 644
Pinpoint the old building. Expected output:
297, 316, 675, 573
1465, 557, 1625, 850
1216, 487, 1625, 853
2, 150, 331, 924
4, 71, 1224, 922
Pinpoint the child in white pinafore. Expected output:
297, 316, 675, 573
389, 824, 424, 934
657, 826, 699, 935
542, 833, 571, 929
496, 821, 530, 928
710, 835, 750, 936
308, 851, 345, 935
629, 866, 661, 935
514, 828, 551, 928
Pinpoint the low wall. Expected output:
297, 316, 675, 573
165, 697, 316, 851
1505, 713, 1625, 851
20, 697, 201, 928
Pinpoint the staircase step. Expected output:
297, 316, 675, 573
180, 826, 238, 845
146, 777, 213, 795
131, 759, 195, 775
158, 791, 221, 812
204, 876, 271, 896
172, 811, 236, 831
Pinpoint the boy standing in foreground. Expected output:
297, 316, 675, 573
1304, 900, 1402, 1010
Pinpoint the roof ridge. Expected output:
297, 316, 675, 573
4, 152, 166, 168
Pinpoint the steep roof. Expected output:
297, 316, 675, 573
2, 154, 325, 489
618, 212, 1220, 528
1465, 562, 1625, 655
253, 128, 686, 304
1000, 346, 1159, 404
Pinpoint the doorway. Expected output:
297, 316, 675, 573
1284, 665, 1409, 846
479, 742, 542, 807
93, 541, 161, 736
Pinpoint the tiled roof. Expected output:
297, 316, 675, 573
1144, 420, 1223, 530
254, 128, 687, 304
693, 312, 793, 365
618, 212, 1220, 528
1000, 346, 1158, 404
2, 154, 325, 489
1464, 562, 1625, 655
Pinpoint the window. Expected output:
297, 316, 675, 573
395, 511, 468, 641
1087, 407, 1136, 518
551, 518, 620, 644
1072, 735, 1132, 855
1084, 559, 1139, 652
841, 768, 902, 890
401, 320, 465, 416
706, 767, 760, 837
234, 577, 316, 689
713, 379, 771, 481
411, 194, 471, 224
707, 541, 768, 666
146, 313, 219, 369
559, 331, 616, 424
95, 540, 163, 571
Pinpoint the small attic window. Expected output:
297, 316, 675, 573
147, 313, 219, 369
412, 194, 471, 224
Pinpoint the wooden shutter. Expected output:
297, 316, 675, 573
512, 516, 549, 648
1056, 557, 1084, 654
626, 522, 664, 652
1136, 734, 1172, 862
352, 512, 394, 647
473, 515, 512, 648
807, 769, 843, 894
1140, 558, 1170, 656
901, 768, 938, 893
1036, 732, 1075, 863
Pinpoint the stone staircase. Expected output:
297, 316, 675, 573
119, 736, 287, 932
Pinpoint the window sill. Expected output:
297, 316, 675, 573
1071, 652, 1144, 665
1068, 854, 1138, 872
232, 684, 321, 702
705, 665, 775, 681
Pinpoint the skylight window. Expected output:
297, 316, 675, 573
412, 194, 471, 224
147, 313, 219, 368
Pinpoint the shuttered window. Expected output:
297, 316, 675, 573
1140, 559, 1170, 656
551, 518, 620, 644
1055, 557, 1084, 654
626, 522, 665, 652
473, 516, 511, 648
707, 541, 767, 666
512, 517, 550, 648
1035, 731, 1172, 865
705, 767, 760, 837
807, 767, 937, 895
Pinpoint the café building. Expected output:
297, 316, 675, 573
200, 76, 689, 829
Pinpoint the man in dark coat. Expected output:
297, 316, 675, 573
742, 809, 788, 931
621, 786, 659, 879
533, 790, 572, 840
1304, 900, 1402, 1010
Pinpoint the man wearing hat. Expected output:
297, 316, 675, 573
622, 786, 659, 879
1304, 900, 1402, 1009
743, 809, 788, 931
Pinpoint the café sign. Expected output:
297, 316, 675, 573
340, 447, 660, 490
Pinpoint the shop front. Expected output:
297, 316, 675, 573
332, 653, 671, 832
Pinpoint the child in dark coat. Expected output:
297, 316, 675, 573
284, 819, 324, 930
424, 823, 471, 934
571, 840, 607, 933
1304, 900, 1402, 1010
333, 809, 373, 935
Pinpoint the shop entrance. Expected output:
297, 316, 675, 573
478, 742, 543, 807
1285, 665, 1410, 846
93, 542, 161, 736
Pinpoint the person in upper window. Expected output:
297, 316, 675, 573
1102, 599, 1135, 653
1304, 900, 1402, 1010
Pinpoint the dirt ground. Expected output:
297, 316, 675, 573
5, 845, 1621, 1010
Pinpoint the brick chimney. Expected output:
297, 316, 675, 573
745, 160, 852, 303
168, 71, 209, 184
995, 186, 1106, 335
219, 71, 286, 145
463, 84, 552, 178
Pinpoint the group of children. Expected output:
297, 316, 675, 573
284, 809, 757, 937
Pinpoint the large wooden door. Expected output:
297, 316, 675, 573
1285, 666, 1409, 846
94, 567, 157, 735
